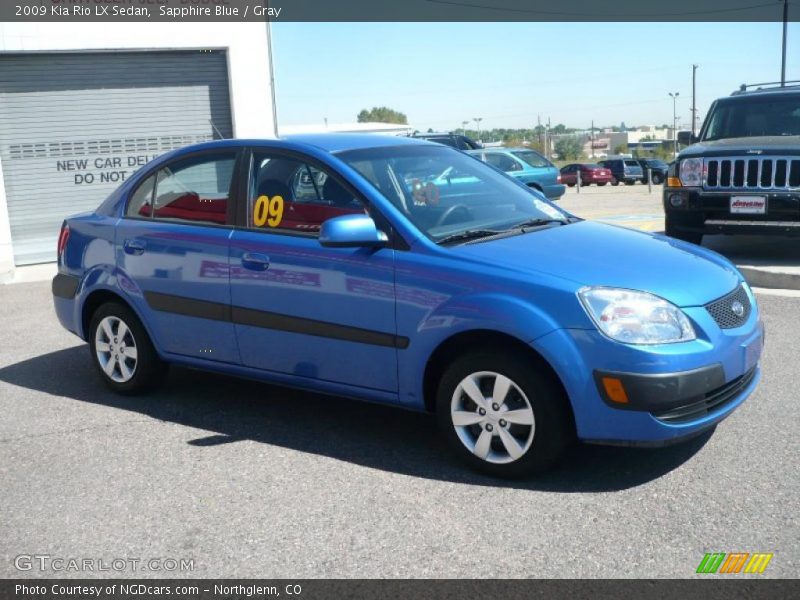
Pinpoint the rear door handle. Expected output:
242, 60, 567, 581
241, 252, 270, 271
123, 239, 145, 256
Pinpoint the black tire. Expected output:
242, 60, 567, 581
652, 173, 664, 185
611, 180, 620, 186
88, 301, 167, 394
665, 214, 703, 245
435, 350, 572, 477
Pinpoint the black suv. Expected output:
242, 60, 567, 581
597, 158, 644, 185
636, 158, 669, 184
664, 82, 800, 244
412, 132, 482, 150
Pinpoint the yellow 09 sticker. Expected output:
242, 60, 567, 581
253, 195, 284, 228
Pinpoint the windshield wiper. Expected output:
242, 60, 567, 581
436, 229, 506, 246
510, 217, 571, 231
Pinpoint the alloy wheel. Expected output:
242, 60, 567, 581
450, 371, 535, 464
94, 316, 138, 383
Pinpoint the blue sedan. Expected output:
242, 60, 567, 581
52, 135, 763, 477
467, 148, 566, 200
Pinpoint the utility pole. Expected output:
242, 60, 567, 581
668, 92, 680, 157
691, 65, 698, 137
591, 119, 595, 159
473, 117, 483, 142
537, 114, 542, 149
781, 0, 789, 86
545, 117, 551, 160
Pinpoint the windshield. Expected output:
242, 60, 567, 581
703, 95, 800, 140
511, 150, 551, 168
338, 145, 569, 243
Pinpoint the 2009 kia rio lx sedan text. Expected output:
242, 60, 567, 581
52, 135, 764, 477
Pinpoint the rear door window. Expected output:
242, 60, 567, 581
146, 153, 236, 225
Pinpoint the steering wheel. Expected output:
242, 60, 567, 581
434, 204, 472, 228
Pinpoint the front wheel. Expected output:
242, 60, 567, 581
611, 180, 620, 186
89, 302, 167, 394
436, 351, 572, 477
652, 173, 664, 185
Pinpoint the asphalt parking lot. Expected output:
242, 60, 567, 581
0, 281, 798, 578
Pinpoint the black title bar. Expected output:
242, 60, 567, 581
1, 0, 798, 22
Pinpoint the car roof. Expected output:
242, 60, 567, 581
162, 134, 433, 157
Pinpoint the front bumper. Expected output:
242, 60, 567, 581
531, 285, 764, 444
664, 187, 800, 235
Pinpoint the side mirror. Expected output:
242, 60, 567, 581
319, 214, 388, 248
677, 131, 697, 146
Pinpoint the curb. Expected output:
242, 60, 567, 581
738, 265, 800, 291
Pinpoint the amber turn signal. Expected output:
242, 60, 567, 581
666, 176, 682, 187
601, 377, 629, 404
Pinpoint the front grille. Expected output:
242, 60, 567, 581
705, 284, 752, 329
704, 156, 800, 190
652, 367, 757, 424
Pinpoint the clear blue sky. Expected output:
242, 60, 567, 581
271, 22, 799, 131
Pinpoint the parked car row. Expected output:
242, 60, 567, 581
560, 159, 669, 186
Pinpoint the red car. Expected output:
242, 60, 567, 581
560, 163, 614, 186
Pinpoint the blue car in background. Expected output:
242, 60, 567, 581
467, 148, 566, 200
52, 135, 763, 477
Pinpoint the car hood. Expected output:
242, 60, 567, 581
680, 135, 800, 158
451, 221, 741, 307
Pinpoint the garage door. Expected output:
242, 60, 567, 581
0, 50, 233, 265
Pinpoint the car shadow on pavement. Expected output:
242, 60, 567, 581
0, 346, 713, 493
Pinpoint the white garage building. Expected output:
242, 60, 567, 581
0, 23, 276, 275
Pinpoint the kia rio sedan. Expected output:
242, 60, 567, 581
52, 135, 764, 477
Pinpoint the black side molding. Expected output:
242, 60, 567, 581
52, 273, 80, 299
144, 291, 409, 350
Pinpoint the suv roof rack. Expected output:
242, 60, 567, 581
732, 81, 800, 95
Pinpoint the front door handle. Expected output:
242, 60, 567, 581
123, 239, 145, 256
241, 252, 270, 271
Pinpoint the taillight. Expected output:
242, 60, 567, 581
57, 223, 70, 261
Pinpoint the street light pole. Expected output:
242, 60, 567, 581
462, 120, 469, 136
781, 0, 789, 86
669, 92, 680, 157
473, 118, 483, 142
691, 65, 698, 137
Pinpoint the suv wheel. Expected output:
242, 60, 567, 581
436, 350, 571, 477
665, 213, 704, 245
652, 173, 664, 185
89, 302, 167, 394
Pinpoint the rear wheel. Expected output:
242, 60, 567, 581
652, 173, 664, 185
436, 350, 572, 477
89, 302, 167, 394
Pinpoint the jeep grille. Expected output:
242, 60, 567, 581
704, 157, 800, 191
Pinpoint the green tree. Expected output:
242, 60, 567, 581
613, 143, 629, 155
553, 136, 583, 160
356, 106, 408, 124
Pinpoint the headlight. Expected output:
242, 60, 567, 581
679, 157, 703, 187
578, 287, 696, 344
